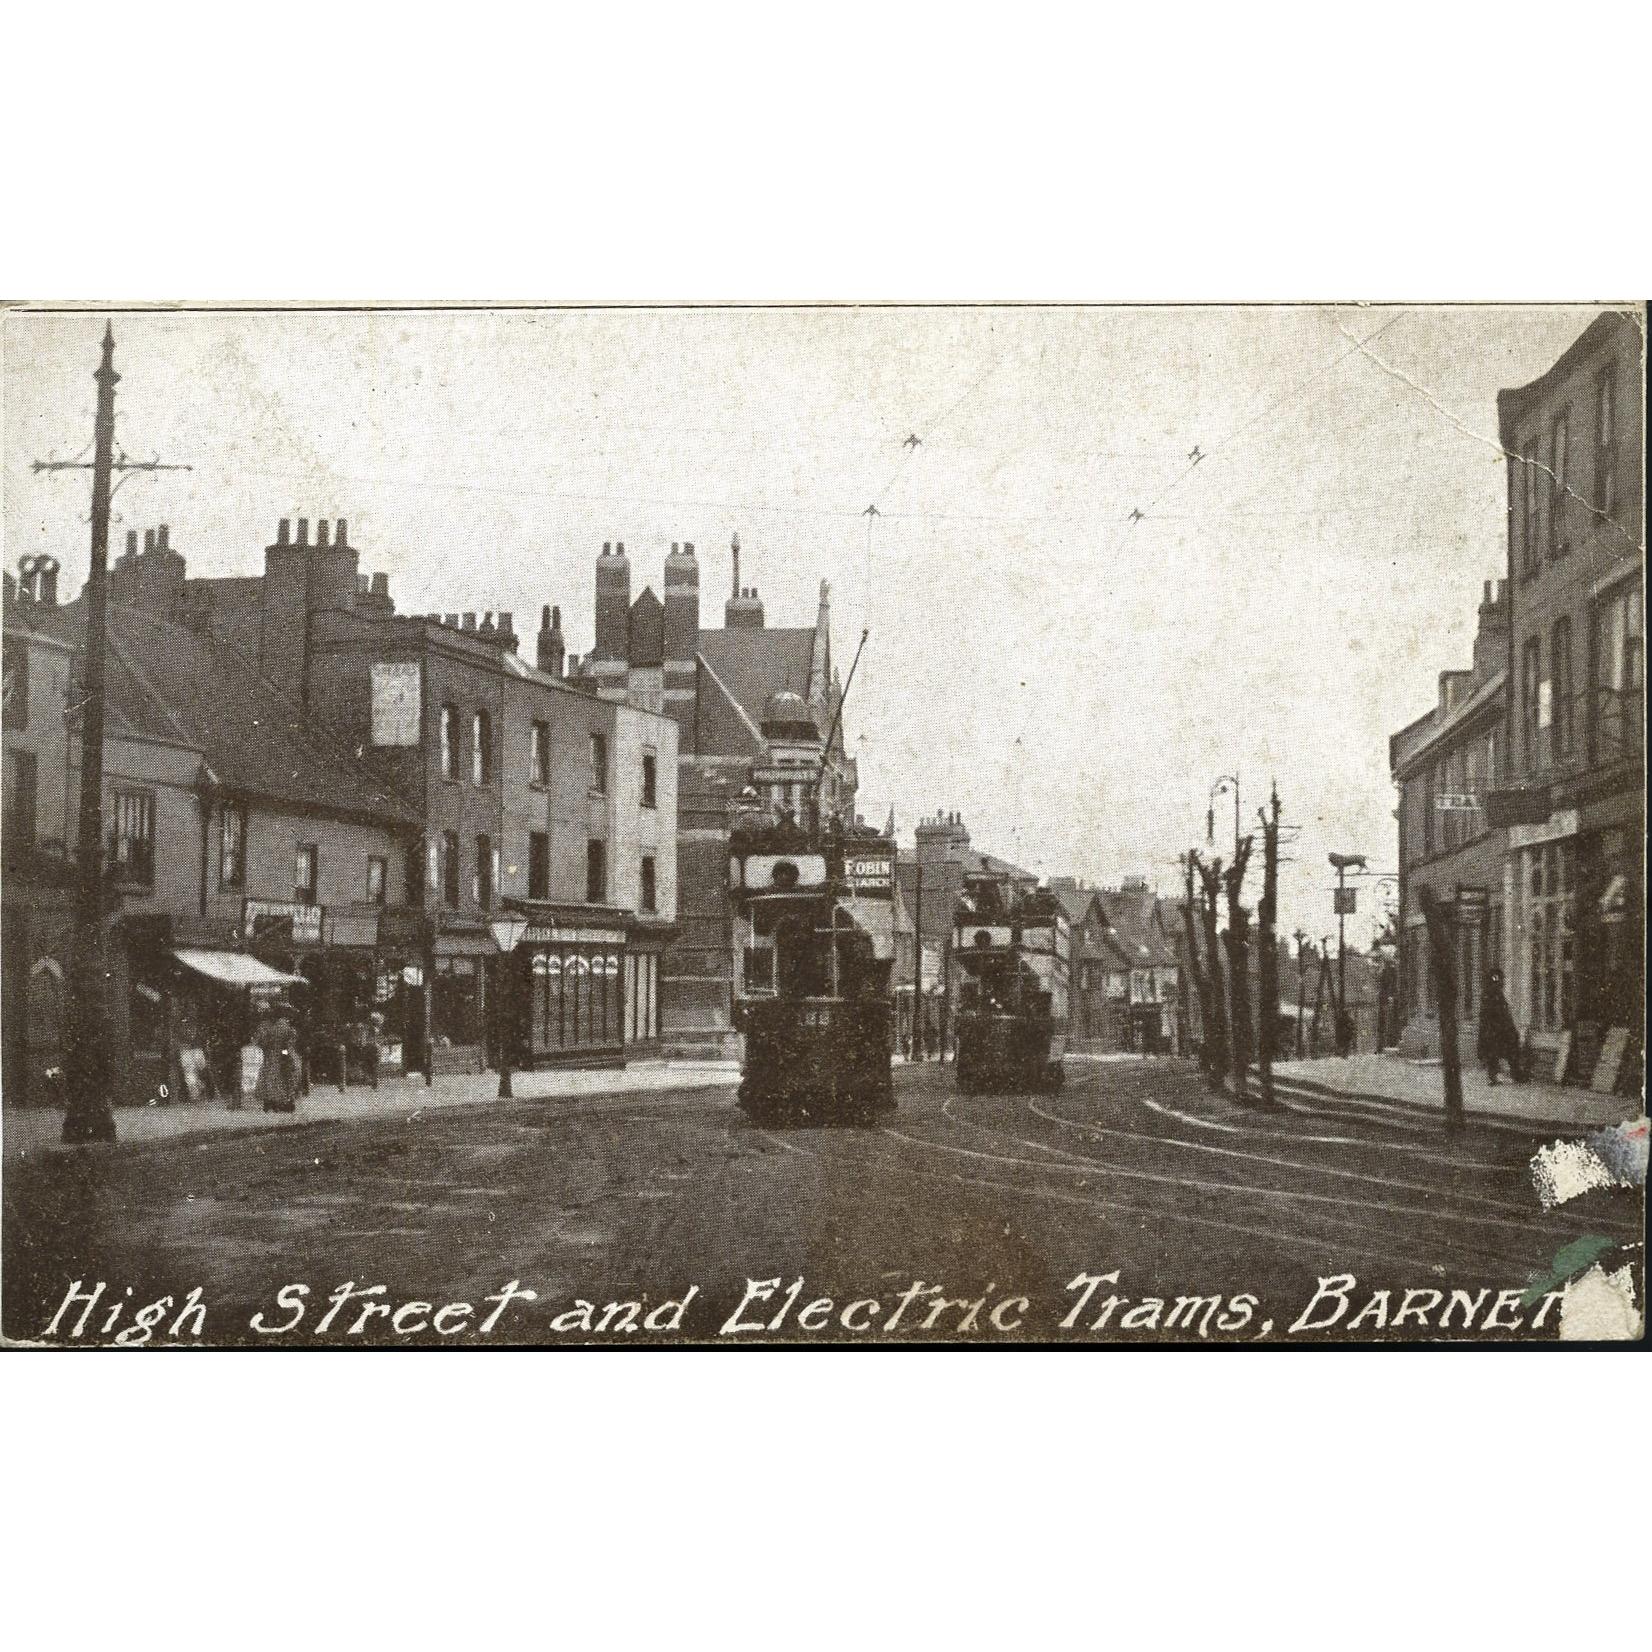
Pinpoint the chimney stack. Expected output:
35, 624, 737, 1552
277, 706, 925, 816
124, 530, 137, 560
277, 518, 290, 546
537, 603, 566, 677
296, 518, 309, 546
144, 529, 156, 554
594, 538, 632, 664
157, 524, 170, 552
335, 519, 348, 547
370, 571, 388, 597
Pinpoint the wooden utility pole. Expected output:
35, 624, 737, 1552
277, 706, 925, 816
912, 857, 925, 1059
1256, 787, 1281, 1107
31, 324, 190, 1143
1195, 854, 1227, 1089
1419, 885, 1464, 1133
1223, 835, 1255, 1102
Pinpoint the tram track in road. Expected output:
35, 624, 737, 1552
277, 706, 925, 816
758, 1119, 1526, 1283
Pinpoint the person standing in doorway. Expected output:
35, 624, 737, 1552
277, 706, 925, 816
1477, 969, 1523, 1085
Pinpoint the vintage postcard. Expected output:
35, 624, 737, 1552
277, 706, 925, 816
1, 301, 1644, 1348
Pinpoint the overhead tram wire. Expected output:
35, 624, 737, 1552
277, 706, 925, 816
1100, 308, 1413, 558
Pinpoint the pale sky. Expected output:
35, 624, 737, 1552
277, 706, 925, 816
2, 302, 1628, 944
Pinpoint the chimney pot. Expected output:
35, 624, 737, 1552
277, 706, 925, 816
277, 518, 290, 546
684, 542, 694, 555
617, 542, 625, 555
125, 530, 137, 557
497, 610, 513, 635
541, 604, 552, 629
317, 520, 330, 548
371, 571, 388, 596
444, 612, 459, 628
144, 528, 156, 554
463, 612, 477, 631
672, 542, 679, 554
551, 605, 562, 630
297, 518, 309, 546
603, 542, 611, 556
335, 519, 347, 546
157, 524, 170, 552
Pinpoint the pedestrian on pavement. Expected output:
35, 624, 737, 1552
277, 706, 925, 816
1477, 969, 1523, 1085
254, 999, 301, 1113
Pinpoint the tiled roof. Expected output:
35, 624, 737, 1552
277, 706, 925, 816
695, 626, 817, 735
1098, 885, 1179, 968
37, 598, 417, 825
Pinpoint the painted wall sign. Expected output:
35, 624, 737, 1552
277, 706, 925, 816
370, 661, 421, 747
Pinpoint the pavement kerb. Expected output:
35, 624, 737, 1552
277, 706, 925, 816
1267, 1072, 1624, 1139
3, 1065, 744, 1165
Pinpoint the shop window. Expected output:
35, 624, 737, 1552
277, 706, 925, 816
3, 749, 37, 854
109, 788, 155, 888
440, 704, 459, 781
441, 831, 460, 908
474, 834, 493, 910
1550, 617, 1573, 764
219, 801, 247, 890
640, 854, 657, 914
366, 855, 387, 906
2, 644, 28, 729
294, 842, 319, 904
1548, 409, 1569, 560
530, 720, 550, 787
590, 731, 607, 795
1595, 367, 1617, 518
528, 832, 549, 900
1525, 842, 1575, 1034
472, 709, 492, 786
1590, 580, 1644, 763
641, 752, 657, 809
586, 838, 606, 903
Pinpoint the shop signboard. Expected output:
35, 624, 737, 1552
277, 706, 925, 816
1333, 887, 1357, 915
244, 899, 323, 946
844, 846, 894, 898
1454, 885, 1488, 923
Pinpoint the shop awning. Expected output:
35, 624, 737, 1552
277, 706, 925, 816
838, 897, 896, 961
171, 949, 309, 989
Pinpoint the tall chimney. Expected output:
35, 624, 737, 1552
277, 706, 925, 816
537, 603, 566, 677
594, 538, 631, 665
663, 538, 700, 732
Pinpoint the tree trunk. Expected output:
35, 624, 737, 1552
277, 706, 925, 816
1257, 796, 1280, 1107
1182, 857, 1214, 1074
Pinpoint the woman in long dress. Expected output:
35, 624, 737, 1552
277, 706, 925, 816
255, 1001, 301, 1113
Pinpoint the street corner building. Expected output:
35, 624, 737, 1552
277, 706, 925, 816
564, 533, 858, 1056
1390, 310, 1645, 1098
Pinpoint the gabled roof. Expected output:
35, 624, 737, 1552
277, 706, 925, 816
1098, 885, 1179, 969
36, 598, 417, 826
695, 625, 817, 737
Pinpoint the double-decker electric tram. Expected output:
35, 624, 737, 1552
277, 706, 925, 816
951, 885, 1070, 1094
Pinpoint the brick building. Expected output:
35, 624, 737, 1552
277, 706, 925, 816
570, 535, 852, 1054
105, 514, 678, 1073
11, 562, 421, 1105
1389, 578, 1510, 1059
1491, 311, 1644, 1081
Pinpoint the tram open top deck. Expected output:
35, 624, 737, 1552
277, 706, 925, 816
728, 811, 896, 1122
952, 885, 1070, 1094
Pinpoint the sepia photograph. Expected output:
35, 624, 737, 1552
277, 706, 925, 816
2, 300, 1644, 1348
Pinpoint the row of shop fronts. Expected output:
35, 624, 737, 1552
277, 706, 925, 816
3, 895, 674, 1109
